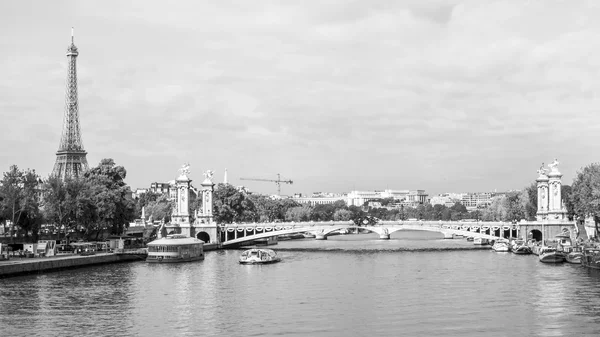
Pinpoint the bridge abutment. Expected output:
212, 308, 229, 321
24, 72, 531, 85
379, 234, 390, 239
315, 233, 327, 240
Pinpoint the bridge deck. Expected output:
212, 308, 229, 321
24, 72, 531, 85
221, 221, 509, 246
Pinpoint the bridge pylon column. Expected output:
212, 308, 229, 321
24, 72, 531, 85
379, 228, 390, 239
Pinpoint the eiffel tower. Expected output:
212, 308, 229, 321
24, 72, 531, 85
52, 28, 89, 179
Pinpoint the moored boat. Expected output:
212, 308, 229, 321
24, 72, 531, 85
566, 246, 583, 264
538, 244, 565, 263
512, 244, 532, 255
509, 238, 531, 255
529, 240, 542, 255
146, 234, 204, 263
474, 237, 489, 245
239, 248, 281, 265
492, 239, 510, 252
582, 246, 600, 269
556, 234, 580, 264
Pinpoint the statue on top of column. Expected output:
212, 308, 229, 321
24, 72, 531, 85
179, 163, 191, 177
537, 163, 547, 176
203, 170, 214, 181
548, 158, 559, 172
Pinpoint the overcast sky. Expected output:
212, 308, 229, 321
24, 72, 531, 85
1, 0, 599, 196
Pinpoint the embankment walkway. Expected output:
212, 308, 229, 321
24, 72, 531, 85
0, 252, 146, 278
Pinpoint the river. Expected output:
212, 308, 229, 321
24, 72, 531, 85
2, 231, 600, 336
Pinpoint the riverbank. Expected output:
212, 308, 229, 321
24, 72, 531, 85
0, 253, 145, 278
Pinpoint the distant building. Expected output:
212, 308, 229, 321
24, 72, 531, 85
346, 189, 427, 207
150, 182, 173, 194
131, 188, 148, 199
430, 193, 463, 207
294, 195, 346, 206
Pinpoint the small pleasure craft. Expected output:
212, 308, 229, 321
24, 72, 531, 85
239, 249, 281, 265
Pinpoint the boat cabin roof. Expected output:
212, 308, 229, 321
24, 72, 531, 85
148, 235, 203, 246
242, 249, 277, 255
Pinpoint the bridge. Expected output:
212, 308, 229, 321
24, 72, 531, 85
219, 220, 516, 247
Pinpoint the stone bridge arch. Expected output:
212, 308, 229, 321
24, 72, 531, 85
196, 231, 210, 243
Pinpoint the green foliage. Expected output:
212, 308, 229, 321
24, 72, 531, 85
504, 191, 525, 222
134, 190, 161, 218
38, 159, 136, 240
561, 185, 575, 220
0, 165, 43, 241
570, 163, 600, 236
285, 205, 312, 222
82, 159, 136, 238
144, 194, 173, 223
522, 182, 537, 221
333, 209, 352, 221
213, 183, 256, 223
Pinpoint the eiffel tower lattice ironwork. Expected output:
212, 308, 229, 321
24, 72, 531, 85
52, 28, 89, 179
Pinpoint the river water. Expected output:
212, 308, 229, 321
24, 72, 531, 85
2, 231, 600, 337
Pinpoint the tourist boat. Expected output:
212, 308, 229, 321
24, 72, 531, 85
538, 241, 565, 263
582, 245, 600, 269
556, 234, 581, 264
565, 246, 583, 264
146, 234, 204, 263
492, 239, 510, 252
529, 240, 542, 255
511, 239, 532, 255
474, 237, 489, 245
239, 249, 281, 265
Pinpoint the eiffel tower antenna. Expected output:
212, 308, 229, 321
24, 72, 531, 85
52, 28, 89, 179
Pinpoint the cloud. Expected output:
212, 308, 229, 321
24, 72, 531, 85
1, 0, 600, 194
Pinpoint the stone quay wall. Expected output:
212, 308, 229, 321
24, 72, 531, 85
0, 253, 144, 278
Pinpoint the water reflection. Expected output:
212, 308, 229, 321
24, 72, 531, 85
3, 240, 600, 336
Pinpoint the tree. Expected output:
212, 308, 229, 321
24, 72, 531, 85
145, 194, 173, 223
333, 209, 352, 221
213, 183, 255, 223
285, 205, 312, 222
0, 166, 24, 241
42, 176, 69, 240
504, 191, 525, 222
570, 163, 600, 237
310, 203, 336, 221
561, 185, 575, 220
18, 169, 44, 241
522, 182, 537, 221
82, 159, 135, 239
135, 190, 161, 218
482, 195, 507, 221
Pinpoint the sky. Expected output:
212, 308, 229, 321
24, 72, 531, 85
1, 0, 600, 196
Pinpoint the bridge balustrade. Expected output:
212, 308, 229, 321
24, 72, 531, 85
218, 220, 514, 246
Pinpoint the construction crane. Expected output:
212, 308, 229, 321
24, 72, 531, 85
240, 174, 293, 196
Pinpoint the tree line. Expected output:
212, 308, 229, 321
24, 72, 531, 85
0, 159, 135, 242
3, 161, 600, 241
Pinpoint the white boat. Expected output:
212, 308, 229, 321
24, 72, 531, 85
239, 249, 281, 265
511, 239, 532, 255
556, 234, 580, 264
492, 239, 510, 252
539, 246, 565, 263
146, 234, 204, 263
474, 237, 489, 245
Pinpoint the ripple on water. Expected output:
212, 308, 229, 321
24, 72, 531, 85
3, 240, 600, 336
